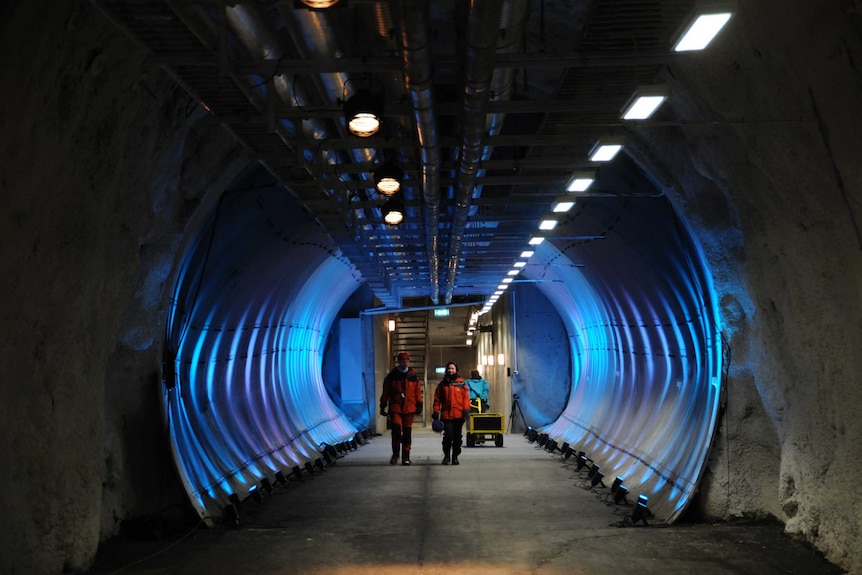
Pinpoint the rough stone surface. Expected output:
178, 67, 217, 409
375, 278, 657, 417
2, 1, 862, 574
0, 2, 245, 573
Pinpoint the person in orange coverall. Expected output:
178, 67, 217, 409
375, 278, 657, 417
432, 361, 471, 465
379, 352, 423, 465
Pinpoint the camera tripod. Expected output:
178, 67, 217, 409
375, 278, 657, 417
509, 394, 527, 434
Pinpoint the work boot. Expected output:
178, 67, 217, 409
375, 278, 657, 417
452, 455, 460, 465
442, 454, 451, 465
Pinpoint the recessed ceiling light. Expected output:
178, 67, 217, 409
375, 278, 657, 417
673, 4, 734, 52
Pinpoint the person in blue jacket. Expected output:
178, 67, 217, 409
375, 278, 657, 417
465, 369, 489, 413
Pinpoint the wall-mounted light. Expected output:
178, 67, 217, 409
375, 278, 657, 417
343, 89, 383, 137
672, 1, 735, 52
566, 171, 595, 192
374, 160, 403, 195
538, 218, 558, 231
466, 338, 473, 346
487, 355, 495, 366
388, 319, 396, 332
382, 196, 404, 225
588, 138, 624, 162
551, 197, 576, 213
620, 85, 669, 120
481, 356, 488, 366
497, 353, 505, 365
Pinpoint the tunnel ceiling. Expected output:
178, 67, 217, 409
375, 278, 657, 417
95, 0, 717, 309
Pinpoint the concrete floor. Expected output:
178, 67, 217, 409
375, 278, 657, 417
88, 429, 843, 575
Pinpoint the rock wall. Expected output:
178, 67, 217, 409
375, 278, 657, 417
2, 0, 862, 574
631, 1, 862, 571
0, 2, 245, 572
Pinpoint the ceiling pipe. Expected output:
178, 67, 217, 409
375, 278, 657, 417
210, 3, 400, 307
391, 0, 443, 305
442, 0, 529, 304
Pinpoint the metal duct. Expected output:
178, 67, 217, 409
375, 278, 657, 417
391, 0, 442, 304
442, 0, 529, 304
223, 4, 400, 306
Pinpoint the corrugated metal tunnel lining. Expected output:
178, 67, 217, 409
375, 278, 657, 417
163, 169, 363, 520
163, 162, 720, 524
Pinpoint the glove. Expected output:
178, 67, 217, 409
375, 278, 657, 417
431, 412, 439, 421
379, 406, 388, 417
415, 402, 423, 414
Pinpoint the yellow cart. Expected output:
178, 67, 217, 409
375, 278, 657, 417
466, 400, 505, 447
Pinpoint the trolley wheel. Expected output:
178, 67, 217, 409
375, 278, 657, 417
495, 433, 504, 447
466, 433, 476, 447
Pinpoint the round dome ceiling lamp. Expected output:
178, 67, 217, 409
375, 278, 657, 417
382, 197, 404, 226
298, 0, 342, 9
343, 89, 383, 138
374, 160, 403, 195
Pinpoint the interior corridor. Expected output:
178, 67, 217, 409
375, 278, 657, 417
88, 429, 840, 575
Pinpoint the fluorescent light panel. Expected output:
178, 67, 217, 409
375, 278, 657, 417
589, 139, 624, 162
539, 219, 558, 231
552, 198, 576, 213
674, 11, 733, 52
621, 86, 669, 120
566, 171, 595, 192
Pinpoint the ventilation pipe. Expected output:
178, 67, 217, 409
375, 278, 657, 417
391, 0, 443, 304
442, 0, 529, 304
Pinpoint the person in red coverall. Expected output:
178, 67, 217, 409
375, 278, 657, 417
379, 352, 423, 465
432, 361, 472, 465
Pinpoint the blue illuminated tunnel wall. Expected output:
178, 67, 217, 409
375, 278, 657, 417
162, 177, 362, 521
530, 195, 722, 524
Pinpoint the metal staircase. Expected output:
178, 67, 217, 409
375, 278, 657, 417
391, 310, 431, 416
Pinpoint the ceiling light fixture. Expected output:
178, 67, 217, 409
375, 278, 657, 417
373, 159, 402, 195
539, 219, 558, 231
520, 250, 534, 258
382, 197, 404, 225
296, 0, 343, 8
621, 85, 669, 120
589, 138, 624, 162
513, 261, 527, 268
551, 197, 576, 213
672, 1, 735, 52
343, 89, 383, 137
566, 171, 596, 192
528, 236, 545, 246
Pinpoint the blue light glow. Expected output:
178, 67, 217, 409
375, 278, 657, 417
163, 187, 361, 521
532, 197, 721, 524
